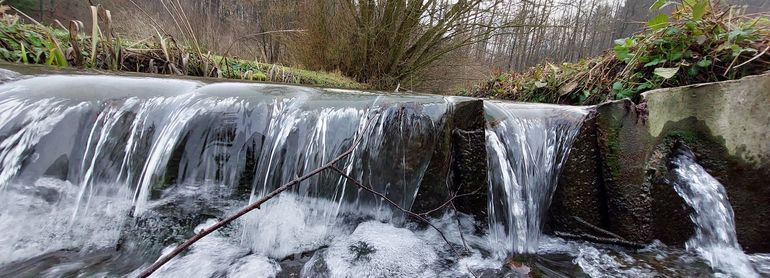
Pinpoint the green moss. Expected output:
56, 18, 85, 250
605, 126, 623, 179
665, 130, 699, 145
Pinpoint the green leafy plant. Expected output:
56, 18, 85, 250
469, 0, 769, 105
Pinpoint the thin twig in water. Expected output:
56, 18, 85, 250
572, 216, 627, 241
553, 231, 646, 249
137, 117, 373, 278
328, 166, 463, 258
416, 188, 482, 217
451, 204, 471, 253
137, 113, 477, 277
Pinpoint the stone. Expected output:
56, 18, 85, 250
413, 97, 488, 220
448, 98, 488, 221
547, 111, 606, 235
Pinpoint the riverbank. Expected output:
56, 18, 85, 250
463, 2, 769, 105
0, 5, 365, 89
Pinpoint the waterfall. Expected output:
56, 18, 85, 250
0, 74, 450, 273
484, 101, 588, 256
670, 147, 760, 277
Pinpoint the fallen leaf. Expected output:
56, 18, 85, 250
654, 67, 680, 79
559, 81, 578, 96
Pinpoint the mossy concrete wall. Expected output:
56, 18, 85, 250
644, 75, 770, 167
550, 73, 770, 252
413, 97, 488, 220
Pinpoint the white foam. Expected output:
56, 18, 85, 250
150, 220, 281, 278
239, 193, 341, 259
748, 253, 770, 276
227, 254, 282, 278
323, 221, 439, 277
538, 236, 661, 277
0, 178, 131, 265
671, 152, 759, 277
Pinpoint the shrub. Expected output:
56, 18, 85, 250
468, 0, 770, 105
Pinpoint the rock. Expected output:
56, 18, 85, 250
448, 98, 488, 220
594, 100, 656, 242
549, 100, 657, 243
547, 111, 605, 235
413, 97, 488, 220
642, 74, 770, 252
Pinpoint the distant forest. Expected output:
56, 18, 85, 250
7, 0, 770, 92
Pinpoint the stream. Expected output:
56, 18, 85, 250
0, 68, 767, 277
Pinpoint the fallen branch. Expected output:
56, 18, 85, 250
553, 231, 647, 249
451, 203, 471, 254
572, 216, 627, 241
415, 188, 482, 217
328, 166, 463, 258
137, 117, 373, 278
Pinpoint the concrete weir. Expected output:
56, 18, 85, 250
549, 73, 770, 252
1, 64, 769, 277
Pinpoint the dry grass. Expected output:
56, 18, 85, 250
0, 3, 364, 89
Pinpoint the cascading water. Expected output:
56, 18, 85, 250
484, 101, 588, 256
3, 67, 768, 277
670, 147, 762, 277
0, 72, 452, 276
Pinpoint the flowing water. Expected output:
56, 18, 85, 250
0, 72, 453, 276
0, 68, 767, 277
484, 101, 588, 256
670, 147, 769, 277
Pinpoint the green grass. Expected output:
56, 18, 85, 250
216, 56, 365, 89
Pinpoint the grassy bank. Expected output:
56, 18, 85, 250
0, 5, 365, 89
464, 1, 769, 105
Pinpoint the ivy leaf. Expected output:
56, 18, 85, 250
692, 0, 708, 20
636, 82, 656, 92
578, 90, 591, 103
688, 66, 700, 76
654, 67, 680, 79
644, 58, 667, 67
613, 81, 636, 99
728, 29, 749, 41
613, 38, 637, 62
696, 59, 712, 67
612, 81, 624, 92
647, 13, 670, 31
670, 51, 684, 61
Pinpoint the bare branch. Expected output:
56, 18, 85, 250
137, 116, 374, 278
328, 166, 463, 257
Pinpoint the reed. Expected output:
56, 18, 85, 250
0, 2, 364, 89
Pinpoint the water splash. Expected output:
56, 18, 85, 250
670, 147, 760, 277
484, 101, 588, 256
0, 74, 451, 276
